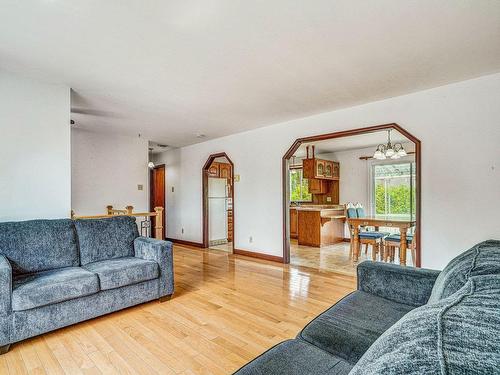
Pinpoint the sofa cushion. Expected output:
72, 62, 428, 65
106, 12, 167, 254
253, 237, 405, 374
74, 216, 139, 265
350, 275, 500, 375
233, 339, 353, 375
428, 240, 500, 303
12, 267, 99, 311
0, 219, 79, 275
83, 257, 159, 290
299, 291, 414, 364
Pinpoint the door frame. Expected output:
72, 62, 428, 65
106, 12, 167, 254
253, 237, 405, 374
202, 152, 235, 250
282, 123, 422, 267
149, 164, 166, 240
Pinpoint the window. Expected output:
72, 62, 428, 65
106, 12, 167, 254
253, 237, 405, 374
373, 162, 416, 219
290, 168, 312, 202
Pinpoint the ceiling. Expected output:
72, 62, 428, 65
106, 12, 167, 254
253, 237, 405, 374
293, 129, 410, 157
1, 1, 500, 147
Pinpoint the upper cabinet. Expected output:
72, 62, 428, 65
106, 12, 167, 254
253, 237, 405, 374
219, 163, 232, 179
303, 158, 339, 180
208, 162, 220, 177
208, 161, 232, 181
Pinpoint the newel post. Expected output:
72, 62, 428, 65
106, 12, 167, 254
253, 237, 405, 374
126, 205, 134, 214
106, 205, 113, 215
154, 207, 164, 240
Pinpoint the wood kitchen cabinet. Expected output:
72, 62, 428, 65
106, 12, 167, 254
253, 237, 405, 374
219, 163, 232, 179
208, 162, 220, 177
290, 208, 298, 238
309, 178, 328, 194
303, 158, 339, 180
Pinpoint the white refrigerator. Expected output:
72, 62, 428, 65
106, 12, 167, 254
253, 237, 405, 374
208, 178, 228, 243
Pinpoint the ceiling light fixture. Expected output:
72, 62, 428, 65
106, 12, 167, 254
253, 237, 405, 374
373, 130, 407, 160
148, 147, 155, 169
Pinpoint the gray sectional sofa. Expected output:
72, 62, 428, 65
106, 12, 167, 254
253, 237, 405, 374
235, 240, 500, 374
0, 216, 174, 354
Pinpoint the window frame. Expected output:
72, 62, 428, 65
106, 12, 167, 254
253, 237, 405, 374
289, 167, 313, 203
368, 158, 416, 219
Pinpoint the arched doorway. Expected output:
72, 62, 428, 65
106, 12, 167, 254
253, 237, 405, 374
282, 123, 421, 268
202, 152, 235, 252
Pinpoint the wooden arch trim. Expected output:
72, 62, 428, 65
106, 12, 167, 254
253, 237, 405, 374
202, 152, 235, 249
282, 123, 422, 267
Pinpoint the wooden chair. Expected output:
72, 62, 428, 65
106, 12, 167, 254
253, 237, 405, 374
347, 206, 388, 261
383, 229, 417, 265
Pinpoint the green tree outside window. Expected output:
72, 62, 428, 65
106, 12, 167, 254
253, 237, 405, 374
290, 169, 312, 202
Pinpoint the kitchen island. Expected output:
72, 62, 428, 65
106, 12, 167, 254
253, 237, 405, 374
295, 205, 346, 247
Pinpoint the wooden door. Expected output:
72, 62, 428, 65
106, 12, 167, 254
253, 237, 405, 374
150, 165, 165, 240
315, 160, 326, 178
324, 161, 333, 179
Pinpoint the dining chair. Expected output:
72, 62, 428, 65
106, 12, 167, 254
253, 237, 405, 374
347, 206, 388, 261
383, 229, 417, 265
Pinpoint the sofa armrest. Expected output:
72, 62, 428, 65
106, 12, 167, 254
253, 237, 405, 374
134, 237, 174, 297
0, 255, 12, 316
357, 261, 440, 307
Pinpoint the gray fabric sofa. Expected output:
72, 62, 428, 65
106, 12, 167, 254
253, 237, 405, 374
0, 216, 174, 354
234, 240, 500, 374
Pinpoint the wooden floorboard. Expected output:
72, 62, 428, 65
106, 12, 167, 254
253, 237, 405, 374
2, 245, 356, 374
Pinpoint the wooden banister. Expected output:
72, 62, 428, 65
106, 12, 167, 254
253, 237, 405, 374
72, 205, 165, 240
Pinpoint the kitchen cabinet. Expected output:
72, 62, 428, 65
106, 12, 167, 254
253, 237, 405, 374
290, 208, 298, 238
208, 162, 220, 177
227, 210, 233, 241
303, 158, 339, 180
219, 163, 232, 179
297, 207, 346, 247
309, 178, 328, 194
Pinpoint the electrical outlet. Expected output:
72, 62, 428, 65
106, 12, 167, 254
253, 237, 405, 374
326, 196, 332, 202
181, 228, 184, 234
249, 236, 253, 243
137, 184, 143, 191
171, 186, 175, 193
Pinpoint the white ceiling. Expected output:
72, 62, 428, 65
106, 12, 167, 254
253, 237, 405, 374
1, 1, 500, 147
293, 129, 410, 157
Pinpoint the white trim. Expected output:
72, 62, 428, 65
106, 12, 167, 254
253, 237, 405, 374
367, 155, 416, 217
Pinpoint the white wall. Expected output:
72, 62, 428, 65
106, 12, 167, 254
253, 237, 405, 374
71, 129, 149, 215
153, 73, 500, 269
0, 71, 70, 221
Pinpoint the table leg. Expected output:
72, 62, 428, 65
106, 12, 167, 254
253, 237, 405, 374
353, 226, 360, 262
399, 230, 407, 266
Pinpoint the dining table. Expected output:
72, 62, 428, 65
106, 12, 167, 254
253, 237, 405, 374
347, 216, 416, 265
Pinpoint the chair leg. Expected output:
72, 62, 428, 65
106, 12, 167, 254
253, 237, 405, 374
411, 247, 416, 266
0, 344, 10, 355
364, 243, 369, 255
371, 243, 377, 261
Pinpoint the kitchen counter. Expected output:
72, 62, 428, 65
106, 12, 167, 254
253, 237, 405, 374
295, 205, 346, 247
291, 204, 344, 211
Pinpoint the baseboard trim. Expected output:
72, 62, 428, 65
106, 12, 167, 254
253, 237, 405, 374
166, 238, 204, 248
233, 248, 284, 263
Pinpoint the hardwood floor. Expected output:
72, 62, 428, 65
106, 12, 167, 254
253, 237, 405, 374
290, 239, 415, 276
0, 244, 356, 375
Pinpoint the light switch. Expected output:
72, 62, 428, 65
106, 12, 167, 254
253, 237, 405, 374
234, 174, 240, 182
137, 184, 143, 191
171, 186, 175, 193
